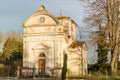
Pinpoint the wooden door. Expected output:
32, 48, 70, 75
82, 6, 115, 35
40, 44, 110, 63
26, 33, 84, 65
38, 59, 45, 75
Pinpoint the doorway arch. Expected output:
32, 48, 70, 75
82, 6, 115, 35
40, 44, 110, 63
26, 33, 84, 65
38, 52, 45, 77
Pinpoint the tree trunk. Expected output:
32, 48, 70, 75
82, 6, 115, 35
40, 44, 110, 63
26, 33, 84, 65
7, 65, 10, 77
17, 65, 21, 78
110, 45, 119, 75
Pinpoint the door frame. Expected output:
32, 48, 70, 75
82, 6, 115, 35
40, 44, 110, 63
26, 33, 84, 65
38, 53, 46, 76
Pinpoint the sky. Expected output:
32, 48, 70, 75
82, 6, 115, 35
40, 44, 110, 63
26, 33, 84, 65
0, 0, 96, 64
0, 0, 85, 33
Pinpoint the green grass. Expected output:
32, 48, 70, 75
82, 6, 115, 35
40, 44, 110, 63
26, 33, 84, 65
88, 71, 120, 80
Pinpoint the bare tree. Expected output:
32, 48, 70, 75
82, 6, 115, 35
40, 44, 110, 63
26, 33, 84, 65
0, 32, 23, 76
0, 32, 4, 50
79, 0, 120, 75
0, 32, 3, 43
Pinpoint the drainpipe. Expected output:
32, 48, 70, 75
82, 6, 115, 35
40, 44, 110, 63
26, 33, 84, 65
32, 48, 35, 79
53, 40, 55, 68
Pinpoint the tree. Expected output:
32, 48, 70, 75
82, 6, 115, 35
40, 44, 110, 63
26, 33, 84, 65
96, 41, 108, 72
95, 24, 109, 73
61, 53, 67, 80
80, 0, 120, 75
0, 32, 3, 50
0, 32, 3, 43
0, 32, 23, 76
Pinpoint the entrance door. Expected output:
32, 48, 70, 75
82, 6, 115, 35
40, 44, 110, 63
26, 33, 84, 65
38, 59, 45, 76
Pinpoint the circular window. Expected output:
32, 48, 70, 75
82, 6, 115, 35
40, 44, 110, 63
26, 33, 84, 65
40, 17, 45, 23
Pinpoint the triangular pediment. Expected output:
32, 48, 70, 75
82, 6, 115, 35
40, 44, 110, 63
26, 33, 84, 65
69, 41, 88, 51
33, 43, 51, 50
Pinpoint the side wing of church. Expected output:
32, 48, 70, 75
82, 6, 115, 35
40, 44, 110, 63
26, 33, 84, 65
22, 5, 88, 77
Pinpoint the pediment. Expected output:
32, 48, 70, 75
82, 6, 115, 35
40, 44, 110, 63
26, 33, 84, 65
23, 15, 59, 27
23, 5, 59, 27
69, 41, 88, 51
33, 43, 51, 50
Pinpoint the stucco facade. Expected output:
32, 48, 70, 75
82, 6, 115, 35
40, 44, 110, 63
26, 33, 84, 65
22, 5, 87, 77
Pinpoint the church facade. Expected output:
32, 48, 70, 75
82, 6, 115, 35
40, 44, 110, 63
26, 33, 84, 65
22, 5, 87, 77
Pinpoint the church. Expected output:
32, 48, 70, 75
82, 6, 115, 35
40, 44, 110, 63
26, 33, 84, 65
22, 5, 88, 78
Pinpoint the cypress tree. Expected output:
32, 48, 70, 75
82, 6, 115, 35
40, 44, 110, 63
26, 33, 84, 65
61, 53, 67, 80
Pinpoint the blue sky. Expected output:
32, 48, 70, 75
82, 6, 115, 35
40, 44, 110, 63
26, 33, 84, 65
0, 0, 85, 33
0, 0, 96, 63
